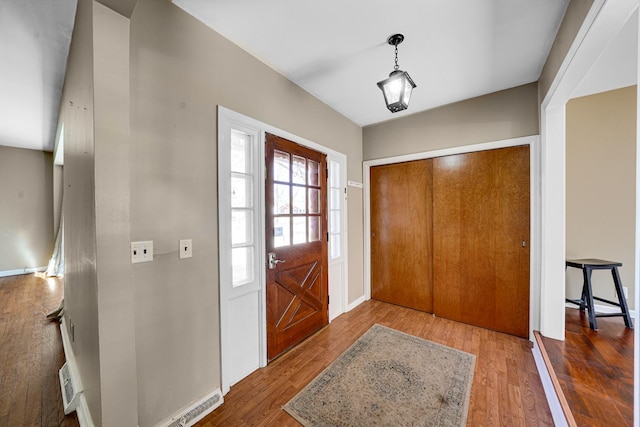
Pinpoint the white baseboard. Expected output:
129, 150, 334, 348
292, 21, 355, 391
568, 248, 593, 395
0, 266, 46, 277
531, 339, 568, 427
565, 301, 636, 317
60, 320, 95, 427
346, 295, 366, 312
156, 389, 224, 427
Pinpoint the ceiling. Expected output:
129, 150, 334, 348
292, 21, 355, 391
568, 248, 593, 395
0, 0, 76, 153
1, 1, 637, 154
173, 0, 570, 126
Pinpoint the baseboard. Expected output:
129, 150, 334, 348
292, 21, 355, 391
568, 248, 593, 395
156, 389, 224, 427
532, 331, 576, 427
346, 295, 366, 312
60, 320, 95, 427
0, 266, 46, 277
565, 301, 636, 317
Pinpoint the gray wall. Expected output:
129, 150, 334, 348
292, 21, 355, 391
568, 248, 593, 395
363, 83, 539, 160
129, 2, 362, 425
61, 0, 363, 425
61, 0, 102, 421
0, 146, 54, 272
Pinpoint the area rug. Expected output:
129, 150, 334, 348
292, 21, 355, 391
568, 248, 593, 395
283, 324, 475, 426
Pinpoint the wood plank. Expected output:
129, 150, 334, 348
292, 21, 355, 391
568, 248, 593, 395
370, 159, 434, 312
197, 300, 553, 426
539, 308, 634, 427
433, 145, 530, 338
0, 274, 79, 427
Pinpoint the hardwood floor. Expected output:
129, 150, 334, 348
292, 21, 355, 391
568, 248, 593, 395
540, 308, 634, 426
0, 274, 78, 427
197, 300, 553, 426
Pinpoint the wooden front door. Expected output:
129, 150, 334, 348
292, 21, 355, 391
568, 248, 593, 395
370, 159, 434, 312
265, 133, 328, 361
433, 145, 530, 338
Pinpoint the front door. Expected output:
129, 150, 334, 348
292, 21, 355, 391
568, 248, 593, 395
265, 133, 328, 361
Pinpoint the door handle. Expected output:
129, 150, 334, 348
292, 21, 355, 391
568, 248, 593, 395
268, 252, 286, 269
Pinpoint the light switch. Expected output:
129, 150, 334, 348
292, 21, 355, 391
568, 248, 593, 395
180, 239, 192, 259
131, 241, 153, 263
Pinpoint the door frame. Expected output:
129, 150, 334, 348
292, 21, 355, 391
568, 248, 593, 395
218, 106, 349, 394
363, 135, 541, 339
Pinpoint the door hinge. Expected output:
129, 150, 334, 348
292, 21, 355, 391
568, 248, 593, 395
327, 232, 329, 242
327, 295, 330, 305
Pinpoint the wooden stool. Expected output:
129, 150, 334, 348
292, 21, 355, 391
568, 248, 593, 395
565, 259, 634, 330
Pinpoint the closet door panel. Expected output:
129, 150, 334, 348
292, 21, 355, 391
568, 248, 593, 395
433, 146, 530, 338
370, 160, 433, 312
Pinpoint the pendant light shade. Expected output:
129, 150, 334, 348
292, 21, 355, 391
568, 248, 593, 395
377, 34, 416, 113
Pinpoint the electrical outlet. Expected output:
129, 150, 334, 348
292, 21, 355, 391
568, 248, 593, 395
623, 286, 629, 299
131, 241, 153, 263
180, 239, 193, 259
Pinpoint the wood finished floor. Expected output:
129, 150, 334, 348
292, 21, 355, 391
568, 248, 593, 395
540, 308, 634, 426
197, 299, 554, 426
0, 274, 78, 427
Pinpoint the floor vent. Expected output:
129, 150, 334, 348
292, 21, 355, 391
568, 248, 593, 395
59, 362, 81, 414
163, 390, 223, 427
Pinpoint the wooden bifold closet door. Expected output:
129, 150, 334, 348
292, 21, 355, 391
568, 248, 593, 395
370, 145, 530, 338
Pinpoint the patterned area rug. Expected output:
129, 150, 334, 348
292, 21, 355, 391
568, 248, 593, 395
284, 324, 475, 426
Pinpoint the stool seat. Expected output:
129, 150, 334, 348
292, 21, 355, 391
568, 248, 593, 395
566, 258, 633, 330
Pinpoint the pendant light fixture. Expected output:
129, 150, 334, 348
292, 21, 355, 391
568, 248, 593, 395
377, 34, 416, 113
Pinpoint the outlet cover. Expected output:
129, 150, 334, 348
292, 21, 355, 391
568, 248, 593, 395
131, 241, 153, 263
180, 239, 193, 259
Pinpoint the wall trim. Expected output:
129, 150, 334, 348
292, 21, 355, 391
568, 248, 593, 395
362, 135, 541, 337
155, 389, 224, 427
565, 302, 637, 318
60, 320, 95, 427
346, 295, 366, 312
531, 332, 572, 427
0, 266, 47, 277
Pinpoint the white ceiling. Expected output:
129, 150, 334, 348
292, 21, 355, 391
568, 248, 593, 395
173, 0, 570, 126
1, 1, 637, 154
0, 0, 76, 152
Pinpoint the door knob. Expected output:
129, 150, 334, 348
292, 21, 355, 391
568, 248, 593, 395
268, 252, 286, 269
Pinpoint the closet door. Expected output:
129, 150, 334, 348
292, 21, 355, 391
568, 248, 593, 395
370, 160, 433, 312
433, 146, 530, 338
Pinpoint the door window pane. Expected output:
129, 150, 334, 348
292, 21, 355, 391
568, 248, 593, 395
308, 188, 320, 214
330, 188, 341, 210
231, 130, 251, 173
330, 210, 340, 234
330, 234, 341, 258
274, 150, 290, 182
309, 216, 321, 242
274, 184, 290, 214
308, 160, 319, 186
293, 217, 306, 244
292, 186, 306, 214
232, 210, 252, 245
292, 155, 306, 185
232, 246, 253, 286
231, 175, 252, 208
330, 161, 340, 187
274, 217, 290, 247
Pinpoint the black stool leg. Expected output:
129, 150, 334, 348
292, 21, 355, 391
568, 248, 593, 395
583, 266, 597, 330
611, 267, 634, 329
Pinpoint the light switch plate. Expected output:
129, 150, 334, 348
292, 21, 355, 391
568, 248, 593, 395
180, 239, 193, 259
131, 241, 153, 263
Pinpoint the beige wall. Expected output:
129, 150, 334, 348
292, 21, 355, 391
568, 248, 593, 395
538, 0, 594, 103
0, 146, 54, 272
127, 1, 363, 425
566, 86, 637, 310
363, 83, 539, 160
61, 0, 102, 421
